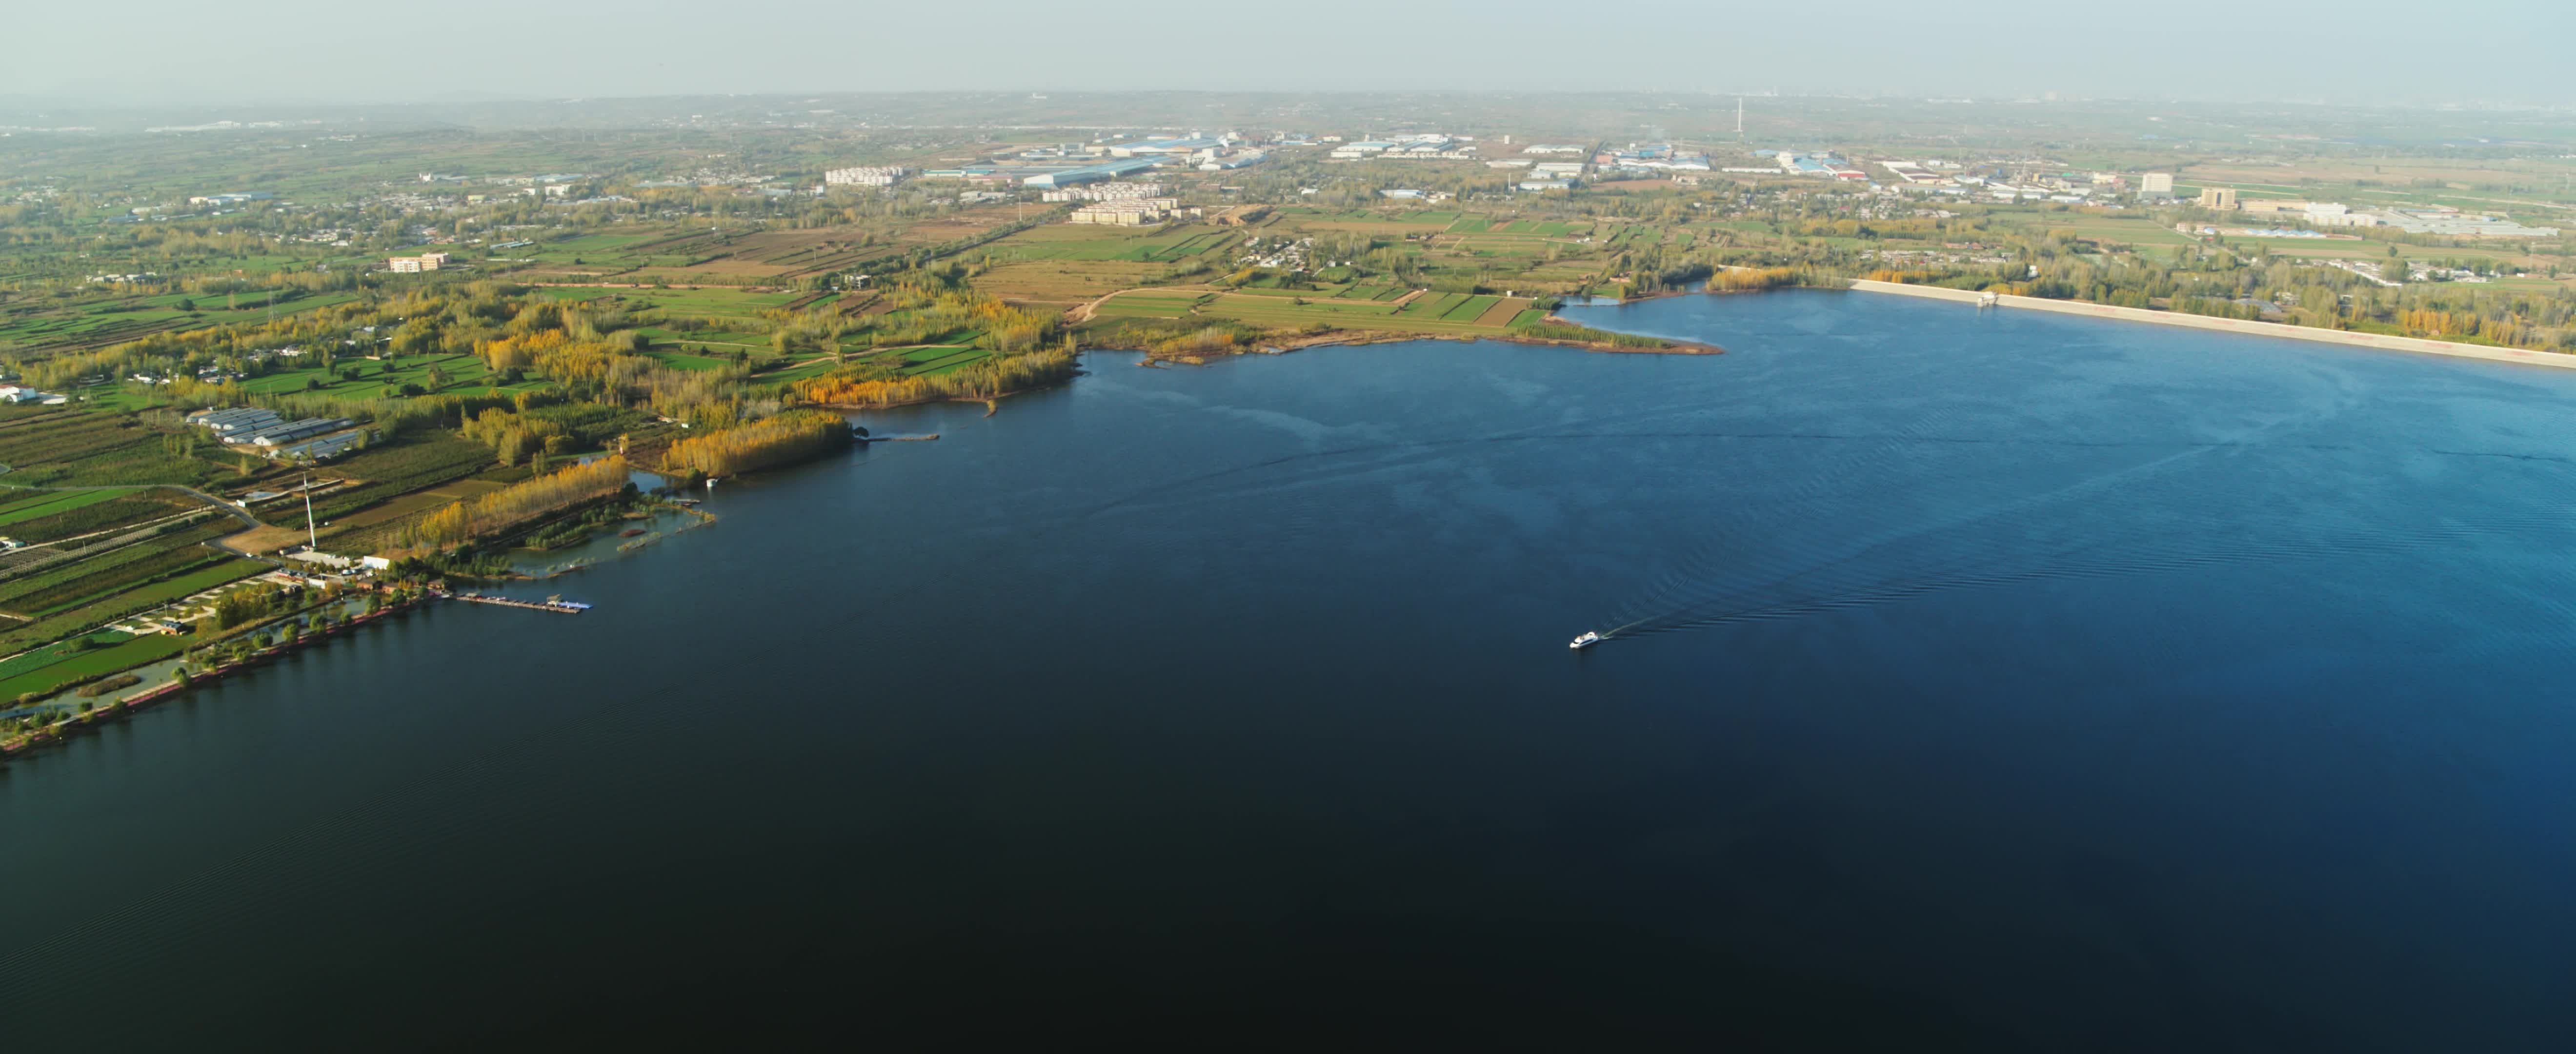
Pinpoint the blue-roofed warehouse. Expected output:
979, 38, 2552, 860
1022, 158, 1162, 188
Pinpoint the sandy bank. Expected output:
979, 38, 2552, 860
1846, 279, 2576, 372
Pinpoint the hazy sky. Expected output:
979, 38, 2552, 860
11, 0, 2570, 105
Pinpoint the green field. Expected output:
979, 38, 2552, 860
0, 631, 134, 682
0, 632, 193, 702
538, 286, 804, 325
753, 355, 852, 386
0, 412, 237, 488
0, 551, 265, 660
1188, 292, 1536, 336
892, 346, 992, 376
991, 227, 1237, 263
0, 488, 134, 526
234, 351, 546, 400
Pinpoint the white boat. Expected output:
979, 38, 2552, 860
1569, 631, 1602, 650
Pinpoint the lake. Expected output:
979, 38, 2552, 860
4, 289, 2573, 1050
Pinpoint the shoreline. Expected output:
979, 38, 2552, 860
0, 592, 431, 766
1121, 328, 1724, 365
812, 329, 1724, 397
1844, 279, 2576, 371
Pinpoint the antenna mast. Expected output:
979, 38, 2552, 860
303, 474, 318, 550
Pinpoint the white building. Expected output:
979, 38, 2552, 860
387, 252, 450, 273
824, 165, 907, 187
2140, 172, 2175, 195
1197, 150, 1268, 171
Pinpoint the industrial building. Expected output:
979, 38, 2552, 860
1021, 158, 1162, 189
187, 408, 354, 447
1107, 137, 1227, 158
188, 407, 286, 441
247, 418, 354, 447
387, 252, 450, 273
2369, 208, 2558, 238
1330, 135, 1476, 162
1599, 143, 1712, 173
1068, 199, 1194, 225
266, 430, 368, 462
1041, 182, 1167, 203
2170, 191, 2544, 234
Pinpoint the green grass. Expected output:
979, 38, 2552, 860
1397, 292, 1471, 318
0, 489, 70, 516
22, 549, 233, 618
892, 347, 992, 377
0, 488, 139, 527
234, 351, 545, 400
0, 411, 236, 488
296, 431, 494, 525
1094, 292, 1205, 320
538, 286, 801, 324
7, 492, 186, 543
993, 228, 1233, 263
105, 559, 269, 610
753, 357, 848, 386
0, 631, 134, 681
1440, 295, 1502, 321
644, 349, 734, 372
0, 632, 192, 702
1195, 294, 1524, 336
0, 556, 265, 660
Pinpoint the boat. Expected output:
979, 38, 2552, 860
1569, 631, 1602, 650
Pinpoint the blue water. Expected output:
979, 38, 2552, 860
3, 289, 2574, 1049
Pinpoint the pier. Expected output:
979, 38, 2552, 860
444, 592, 591, 614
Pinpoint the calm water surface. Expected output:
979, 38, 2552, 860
4, 290, 2574, 1050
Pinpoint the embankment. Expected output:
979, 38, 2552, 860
1846, 279, 2576, 371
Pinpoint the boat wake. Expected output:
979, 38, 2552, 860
1593, 509, 2571, 644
